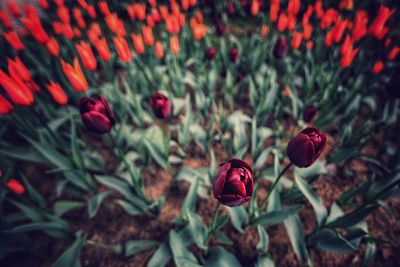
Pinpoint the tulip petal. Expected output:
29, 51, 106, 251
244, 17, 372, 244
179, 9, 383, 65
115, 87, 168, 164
287, 133, 315, 167
228, 158, 252, 173
213, 162, 231, 198
218, 194, 251, 207
82, 111, 112, 134
223, 168, 247, 196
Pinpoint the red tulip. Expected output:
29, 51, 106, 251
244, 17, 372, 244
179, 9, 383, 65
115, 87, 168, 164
303, 106, 317, 123
287, 127, 327, 168
79, 96, 116, 134
131, 33, 145, 54
142, 25, 154, 46
388, 46, 399, 61
75, 41, 97, 71
332, 18, 348, 43
45, 37, 60, 57
98, 1, 110, 16
113, 36, 131, 63
306, 41, 314, 50
57, 5, 70, 23
0, 69, 34, 106
155, 41, 164, 59
3, 31, 24, 51
206, 48, 217, 60
287, 0, 300, 17
150, 92, 171, 119
105, 13, 126, 37
277, 13, 288, 32
7, 0, 22, 18
8, 57, 31, 82
273, 37, 287, 58
340, 36, 358, 68
213, 158, 254, 207
93, 37, 111, 62
314, 0, 324, 19
250, 0, 261, 16
352, 10, 368, 42
61, 58, 89, 92
46, 81, 68, 105
372, 61, 384, 74
287, 15, 296, 31
73, 8, 86, 29
303, 23, 313, 40
229, 47, 239, 63
0, 94, 13, 115
369, 5, 394, 39
260, 24, 269, 37
38, 0, 49, 9
0, 10, 13, 29
87, 5, 97, 18
291, 31, 303, 50
270, 0, 280, 22
339, 0, 353, 11
21, 16, 49, 44
6, 179, 25, 194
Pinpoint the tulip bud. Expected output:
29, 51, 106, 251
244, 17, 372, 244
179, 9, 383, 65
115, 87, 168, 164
287, 127, 327, 168
229, 47, 239, 63
273, 37, 288, 59
303, 106, 317, 123
78, 96, 116, 134
206, 48, 217, 60
226, 0, 235, 15
213, 16, 226, 36
6, 179, 25, 194
213, 158, 254, 207
150, 92, 171, 119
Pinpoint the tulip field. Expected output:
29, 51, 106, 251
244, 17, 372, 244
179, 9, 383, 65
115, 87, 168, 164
1, 0, 400, 266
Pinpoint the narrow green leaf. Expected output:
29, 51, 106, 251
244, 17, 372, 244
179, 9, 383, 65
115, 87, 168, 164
204, 246, 241, 267
283, 214, 309, 263
227, 206, 249, 233
124, 240, 159, 257
53, 200, 85, 217
87, 191, 112, 218
251, 205, 303, 227
52, 232, 86, 267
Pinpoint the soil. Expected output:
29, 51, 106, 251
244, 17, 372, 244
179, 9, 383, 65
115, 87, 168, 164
2, 128, 400, 267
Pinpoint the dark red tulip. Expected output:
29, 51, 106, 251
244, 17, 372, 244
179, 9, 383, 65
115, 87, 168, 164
303, 106, 317, 123
287, 127, 327, 168
206, 48, 217, 60
273, 37, 288, 59
78, 96, 116, 134
213, 16, 226, 36
150, 92, 171, 119
226, 0, 236, 15
213, 158, 254, 207
229, 47, 239, 63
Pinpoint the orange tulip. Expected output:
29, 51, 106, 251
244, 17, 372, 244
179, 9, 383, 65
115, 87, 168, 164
3, 31, 24, 51
291, 31, 303, 50
306, 40, 314, 50
61, 58, 89, 92
149, 0, 157, 8
46, 37, 60, 57
287, 15, 296, 31
46, 81, 68, 105
73, 8, 86, 29
159, 5, 169, 20
93, 37, 111, 62
369, 5, 393, 39
270, 0, 280, 23
54, 0, 64, 6
57, 5, 70, 23
277, 13, 288, 32
135, 3, 147, 21
0, 95, 13, 115
151, 8, 161, 23
170, 35, 179, 55
181, 0, 190, 11
76, 41, 97, 71
260, 24, 269, 37
190, 0, 196, 6
21, 17, 49, 43
287, 0, 300, 16
98, 1, 110, 16
113, 36, 131, 63
339, 0, 353, 11
131, 33, 145, 54
127, 4, 135, 20
314, 0, 323, 19
385, 38, 391, 47
303, 23, 312, 40
251, 0, 261, 16
192, 23, 207, 40
8, 57, 31, 82
320, 8, 337, 29
105, 13, 126, 37
155, 41, 164, 59
147, 15, 155, 27
6, 179, 25, 194
142, 25, 154, 46
388, 46, 399, 61
372, 61, 383, 74
61, 23, 74, 40
78, 0, 88, 9
0, 69, 34, 106
7, 0, 22, 18
87, 5, 97, 18
171, 1, 180, 15
284, 86, 291, 97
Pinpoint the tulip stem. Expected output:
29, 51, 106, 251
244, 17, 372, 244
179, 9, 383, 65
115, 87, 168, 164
260, 162, 293, 211
108, 133, 142, 196
207, 202, 221, 240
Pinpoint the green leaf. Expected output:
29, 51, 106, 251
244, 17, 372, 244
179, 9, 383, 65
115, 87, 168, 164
116, 200, 142, 216
21, 174, 47, 208
256, 225, 269, 253
214, 230, 233, 245
53, 200, 85, 217
294, 175, 327, 226
283, 214, 309, 263
70, 116, 84, 169
227, 206, 249, 233
294, 160, 327, 178
52, 232, 86, 267
7, 222, 69, 238
315, 228, 362, 253
181, 179, 199, 214
204, 246, 241, 267
169, 230, 201, 267
144, 138, 169, 170
87, 191, 112, 218
23, 136, 71, 169
256, 256, 275, 267
124, 240, 159, 257
325, 204, 379, 229
251, 205, 303, 227
187, 212, 206, 250
0, 147, 46, 164
361, 241, 376, 267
